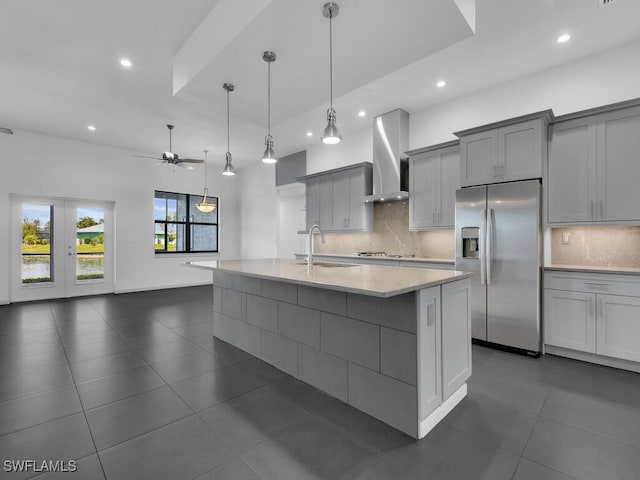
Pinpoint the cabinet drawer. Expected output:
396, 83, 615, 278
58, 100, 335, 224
544, 271, 640, 297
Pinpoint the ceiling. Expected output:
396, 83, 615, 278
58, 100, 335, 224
2, 0, 640, 172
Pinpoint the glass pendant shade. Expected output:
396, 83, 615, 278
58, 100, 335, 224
321, 108, 341, 144
262, 135, 277, 164
222, 152, 235, 176
196, 150, 217, 212
196, 188, 217, 213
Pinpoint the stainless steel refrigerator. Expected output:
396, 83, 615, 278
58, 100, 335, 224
455, 180, 542, 355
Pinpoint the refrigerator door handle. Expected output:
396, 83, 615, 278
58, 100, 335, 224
480, 209, 487, 285
486, 208, 493, 285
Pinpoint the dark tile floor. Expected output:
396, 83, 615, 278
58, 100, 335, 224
2, 286, 640, 479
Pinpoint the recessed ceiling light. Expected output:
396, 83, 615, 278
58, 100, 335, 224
306, 131, 313, 137
436, 80, 446, 88
557, 33, 571, 44
120, 58, 132, 68
358, 111, 366, 117
87, 125, 96, 131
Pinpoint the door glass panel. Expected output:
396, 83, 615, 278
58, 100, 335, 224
76, 207, 105, 282
21, 204, 53, 284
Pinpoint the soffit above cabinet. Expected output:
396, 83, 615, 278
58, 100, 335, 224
296, 162, 372, 183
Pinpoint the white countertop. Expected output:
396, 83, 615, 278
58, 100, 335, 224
545, 265, 640, 275
185, 259, 470, 298
294, 253, 455, 265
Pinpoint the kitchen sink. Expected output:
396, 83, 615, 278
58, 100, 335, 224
292, 261, 358, 268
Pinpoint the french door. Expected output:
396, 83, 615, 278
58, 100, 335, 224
11, 195, 114, 302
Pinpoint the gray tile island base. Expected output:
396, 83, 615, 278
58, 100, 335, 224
185, 259, 471, 439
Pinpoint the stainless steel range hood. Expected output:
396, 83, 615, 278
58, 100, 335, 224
364, 108, 409, 203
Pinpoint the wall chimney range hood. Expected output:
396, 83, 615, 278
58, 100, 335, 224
364, 109, 410, 203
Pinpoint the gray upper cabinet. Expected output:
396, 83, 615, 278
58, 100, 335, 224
455, 112, 551, 188
597, 106, 640, 222
548, 103, 640, 224
547, 117, 597, 223
408, 142, 460, 230
298, 163, 373, 232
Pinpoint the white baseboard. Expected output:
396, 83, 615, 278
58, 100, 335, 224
545, 345, 640, 373
418, 383, 467, 439
114, 281, 212, 295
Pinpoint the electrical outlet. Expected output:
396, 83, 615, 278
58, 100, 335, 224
562, 232, 571, 245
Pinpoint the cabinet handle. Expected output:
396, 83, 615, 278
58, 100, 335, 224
427, 302, 435, 326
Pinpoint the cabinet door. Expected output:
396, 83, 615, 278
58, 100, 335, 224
438, 150, 460, 227
441, 279, 471, 400
305, 180, 320, 230
499, 119, 543, 182
331, 174, 349, 231
460, 130, 498, 187
544, 289, 596, 353
547, 118, 597, 223
409, 153, 438, 229
597, 106, 640, 221
318, 177, 333, 230
347, 170, 368, 230
596, 294, 640, 362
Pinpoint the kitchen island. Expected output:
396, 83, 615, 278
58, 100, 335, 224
185, 259, 471, 439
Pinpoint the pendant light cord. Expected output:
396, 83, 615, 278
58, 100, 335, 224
329, 9, 334, 110
226, 89, 230, 152
267, 60, 271, 136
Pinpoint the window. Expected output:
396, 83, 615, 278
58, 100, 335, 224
154, 191, 218, 253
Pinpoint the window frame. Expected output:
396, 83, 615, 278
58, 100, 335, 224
154, 190, 219, 254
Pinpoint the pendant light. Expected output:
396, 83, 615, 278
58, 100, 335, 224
222, 83, 236, 176
321, 2, 341, 145
196, 150, 217, 213
262, 51, 277, 164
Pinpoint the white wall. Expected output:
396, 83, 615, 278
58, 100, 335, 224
238, 40, 640, 257
237, 162, 278, 258
1, 131, 240, 303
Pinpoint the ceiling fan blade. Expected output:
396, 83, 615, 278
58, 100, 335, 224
176, 162, 194, 170
134, 154, 163, 160
0, 127, 14, 135
179, 158, 205, 163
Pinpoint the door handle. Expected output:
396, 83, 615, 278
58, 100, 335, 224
486, 208, 493, 285
480, 209, 487, 285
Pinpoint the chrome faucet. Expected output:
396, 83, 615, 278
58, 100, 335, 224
307, 224, 325, 267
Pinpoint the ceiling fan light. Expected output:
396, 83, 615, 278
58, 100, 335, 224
222, 152, 235, 176
262, 135, 277, 164
321, 108, 341, 144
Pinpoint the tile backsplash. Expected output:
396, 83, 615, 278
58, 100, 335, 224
314, 201, 454, 259
551, 226, 640, 268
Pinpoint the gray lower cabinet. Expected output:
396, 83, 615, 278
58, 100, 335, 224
407, 141, 460, 230
544, 270, 640, 365
298, 163, 373, 232
548, 103, 640, 224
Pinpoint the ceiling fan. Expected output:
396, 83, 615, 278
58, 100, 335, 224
135, 124, 204, 169
0, 127, 14, 135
